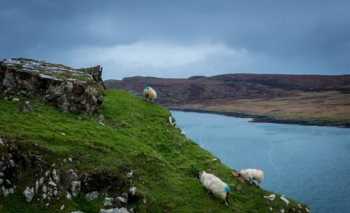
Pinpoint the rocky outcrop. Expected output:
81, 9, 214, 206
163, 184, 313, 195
0, 137, 142, 212
0, 58, 104, 113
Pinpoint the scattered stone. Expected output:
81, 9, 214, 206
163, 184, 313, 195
8, 187, 14, 194
280, 195, 290, 205
60, 204, 65, 210
129, 186, 137, 196
2, 186, 9, 197
71, 211, 84, 213
85, 191, 99, 201
9, 160, 15, 167
71, 181, 81, 197
264, 194, 276, 201
169, 116, 176, 126
66, 192, 72, 200
126, 171, 133, 178
42, 185, 48, 193
12, 97, 20, 102
280, 209, 285, 213
19, 100, 33, 112
48, 180, 57, 187
52, 169, 60, 182
100, 208, 129, 213
0, 138, 4, 145
305, 207, 310, 212
116, 196, 127, 204
104, 197, 113, 206
68, 157, 73, 162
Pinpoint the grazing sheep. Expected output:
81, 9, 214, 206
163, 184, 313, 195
238, 169, 264, 185
143, 86, 157, 102
199, 171, 231, 205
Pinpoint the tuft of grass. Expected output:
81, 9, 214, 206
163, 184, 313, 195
0, 90, 307, 212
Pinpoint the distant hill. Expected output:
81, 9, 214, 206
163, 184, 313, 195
105, 74, 350, 127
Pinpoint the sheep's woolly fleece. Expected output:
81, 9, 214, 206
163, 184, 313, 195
199, 171, 231, 201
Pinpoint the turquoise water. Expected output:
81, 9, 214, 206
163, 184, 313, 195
172, 111, 350, 213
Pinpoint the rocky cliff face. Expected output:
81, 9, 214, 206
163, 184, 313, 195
0, 58, 104, 113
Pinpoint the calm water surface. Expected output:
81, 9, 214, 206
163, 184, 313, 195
172, 111, 350, 213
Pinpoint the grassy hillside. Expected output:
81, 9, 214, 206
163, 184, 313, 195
0, 90, 308, 213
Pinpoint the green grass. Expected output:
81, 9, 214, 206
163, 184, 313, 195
0, 90, 307, 212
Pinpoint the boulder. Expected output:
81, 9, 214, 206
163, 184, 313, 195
0, 58, 104, 113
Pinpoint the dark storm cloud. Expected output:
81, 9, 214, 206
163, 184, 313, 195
1, 0, 349, 79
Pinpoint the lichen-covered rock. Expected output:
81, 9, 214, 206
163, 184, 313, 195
0, 58, 104, 113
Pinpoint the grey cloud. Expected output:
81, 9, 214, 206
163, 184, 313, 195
1, 0, 349, 79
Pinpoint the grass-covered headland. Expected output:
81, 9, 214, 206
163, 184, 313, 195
0, 90, 309, 213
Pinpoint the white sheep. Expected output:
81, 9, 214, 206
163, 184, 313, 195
143, 86, 157, 102
238, 169, 264, 185
199, 171, 231, 205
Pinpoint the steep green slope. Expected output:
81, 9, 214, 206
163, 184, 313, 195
0, 90, 308, 213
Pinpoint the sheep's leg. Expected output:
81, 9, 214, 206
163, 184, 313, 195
225, 196, 230, 206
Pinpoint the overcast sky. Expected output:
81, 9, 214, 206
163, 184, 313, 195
1, 0, 349, 79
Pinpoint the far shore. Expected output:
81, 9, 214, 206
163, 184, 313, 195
170, 107, 350, 128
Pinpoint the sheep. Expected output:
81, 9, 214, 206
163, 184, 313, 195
143, 86, 157, 102
238, 169, 264, 185
199, 171, 231, 205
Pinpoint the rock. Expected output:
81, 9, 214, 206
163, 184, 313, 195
126, 171, 133, 178
9, 159, 15, 167
116, 196, 127, 204
100, 208, 129, 213
100, 209, 115, 213
71, 181, 81, 197
0, 138, 4, 145
280, 209, 285, 213
8, 187, 14, 194
19, 100, 33, 112
0, 58, 104, 114
60, 204, 65, 210
39, 177, 45, 185
66, 192, 72, 200
264, 194, 276, 201
2, 186, 9, 197
71, 211, 84, 213
104, 197, 113, 206
129, 186, 137, 196
169, 116, 176, 126
12, 97, 20, 102
280, 195, 290, 205
118, 208, 129, 213
23, 187, 35, 202
42, 185, 48, 193
85, 191, 99, 201
35, 180, 39, 193
52, 169, 60, 182
48, 180, 57, 187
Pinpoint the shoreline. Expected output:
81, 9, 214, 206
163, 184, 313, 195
169, 107, 350, 128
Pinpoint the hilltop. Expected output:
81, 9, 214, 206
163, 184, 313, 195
0, 59, 309, 212
105, 74, 350, 127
